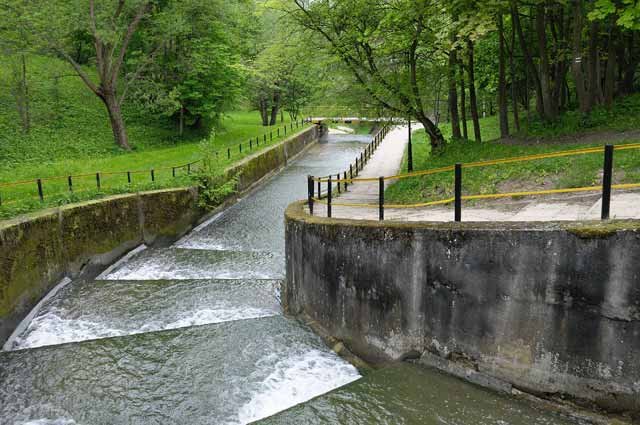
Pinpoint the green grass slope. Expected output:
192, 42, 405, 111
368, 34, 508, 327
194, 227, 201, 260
0, 54, 309, 218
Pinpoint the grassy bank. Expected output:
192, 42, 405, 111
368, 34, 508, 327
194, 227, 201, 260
386, 96, 640, 205
0, 55, 309, 219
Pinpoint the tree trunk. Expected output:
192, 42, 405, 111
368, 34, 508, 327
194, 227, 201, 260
179, 106, 185, 137
259, 98, 269, 126
536, 3, 557, 120
620, 33, 638, 95
20, 54, 30, 133
498, 15, 509, 138
467, 39, 482, 142
102, 91, 131, 150
270, 91, 280, 126
571, 0, 590, 113
459, 62, 468, 139
604, 21, 617, 108
512, 1, 545, 118
417, 114, 445, 154
587, 21, 601, 109
448, 46, 462, 139
509, 19, 521, 132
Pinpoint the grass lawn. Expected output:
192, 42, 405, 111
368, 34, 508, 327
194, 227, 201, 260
0, 54, 313, 219
386, 96, 640, 205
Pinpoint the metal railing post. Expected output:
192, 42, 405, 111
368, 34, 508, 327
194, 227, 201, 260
344, 171, 348, 191
96, 173, 101, 190
350, 164, 354, 180
454, 163, 462, 222
172, 167, 176, 178
379, 176, 384, 221
68, 176, 73, 192
250, 139, 253, 150
602, 144, 614, 220
408, 119, 414, 172
127, 171, 132, 184
187, 163, 191, 174
317, 179, 321, 200
355, 158, 359, 174
228, 148, 231, 159
337, 174, 341, 193
151, 169, 155, 182
327, 177, 332, 218
308, 176, 314, 216
37, 179, 43, 201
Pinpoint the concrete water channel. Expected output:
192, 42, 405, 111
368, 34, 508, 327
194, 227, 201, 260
0, 132, 583, 424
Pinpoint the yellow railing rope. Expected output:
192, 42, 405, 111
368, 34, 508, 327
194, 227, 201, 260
311, 183, 640, 211
312, 142, 640, 184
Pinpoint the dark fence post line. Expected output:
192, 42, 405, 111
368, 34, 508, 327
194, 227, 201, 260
127, 171, 132, 184
602, 144, 614, 220
37, 179, 44, 201
337, 174, 341, 193
250, 139, 253, 150
239, 143, 242, 153
227, 148, 231, 159
360, 152, 364, 169
327, 177, 332, 218
68, 176, 73, 192
277, 128, 280, 137
350, 164, 353, 181
355, 157, 359, 174
187, 163, 191, 174
317, 179, 321, 200
454, 163, 462, 222
284, 126, 287, 136
96, 173, 101, 190
270, 131, 273, 141
344, 171, 348, 191
263, 134, 266, 143
308, 175, 314, 216
151, 169, 155, 182
172, 167, 176, 178
379, 176, 384, 221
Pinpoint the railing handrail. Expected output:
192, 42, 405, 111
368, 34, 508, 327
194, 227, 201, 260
308, 142, 634, 222
0, 118, 320, 208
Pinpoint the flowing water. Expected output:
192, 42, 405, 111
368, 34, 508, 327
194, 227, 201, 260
0, 134, 580, 425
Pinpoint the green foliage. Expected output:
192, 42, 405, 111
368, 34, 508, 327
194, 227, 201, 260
386, 94, 640, 205
589, 0, 640, 30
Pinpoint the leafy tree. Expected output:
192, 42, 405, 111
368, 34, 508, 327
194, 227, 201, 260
291, 0, 451, 151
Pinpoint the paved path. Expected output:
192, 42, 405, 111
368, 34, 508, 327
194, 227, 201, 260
311, 126, 640, 222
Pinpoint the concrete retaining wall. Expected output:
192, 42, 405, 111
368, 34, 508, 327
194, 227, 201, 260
0, 125, 321, 344
284, 201, 640, 416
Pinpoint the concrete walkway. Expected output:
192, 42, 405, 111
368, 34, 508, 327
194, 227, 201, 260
311, 125, 640, 222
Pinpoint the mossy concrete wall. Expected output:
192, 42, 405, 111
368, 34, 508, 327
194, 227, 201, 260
284, 201, 640, 416
0, 125, 322, 344
0, 188, 202, 342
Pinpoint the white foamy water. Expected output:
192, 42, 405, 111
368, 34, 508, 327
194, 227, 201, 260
236, 349, 361, 424
10, 307, 278, 350
20, 419, 75, 425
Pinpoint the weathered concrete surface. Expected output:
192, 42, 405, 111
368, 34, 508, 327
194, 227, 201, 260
284, 200, 640, 416
0, 125, 322, 345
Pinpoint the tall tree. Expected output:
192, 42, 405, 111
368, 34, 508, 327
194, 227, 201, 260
291, 0, 447, 151
6, 0, 163, 150
497, 13, 509, 137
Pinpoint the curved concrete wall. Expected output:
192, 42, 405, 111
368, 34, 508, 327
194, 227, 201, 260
0, 125, 321, 344
284, 201, 640, 415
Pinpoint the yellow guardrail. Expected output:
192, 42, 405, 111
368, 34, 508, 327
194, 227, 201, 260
313, 142, 640, 184
310, 141, 640, 221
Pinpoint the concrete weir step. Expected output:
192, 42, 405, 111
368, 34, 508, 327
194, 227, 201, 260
258, 363, 581, 425
0, 316, 360, 425
99, 247, 284, 281
4, 279, 281, 351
